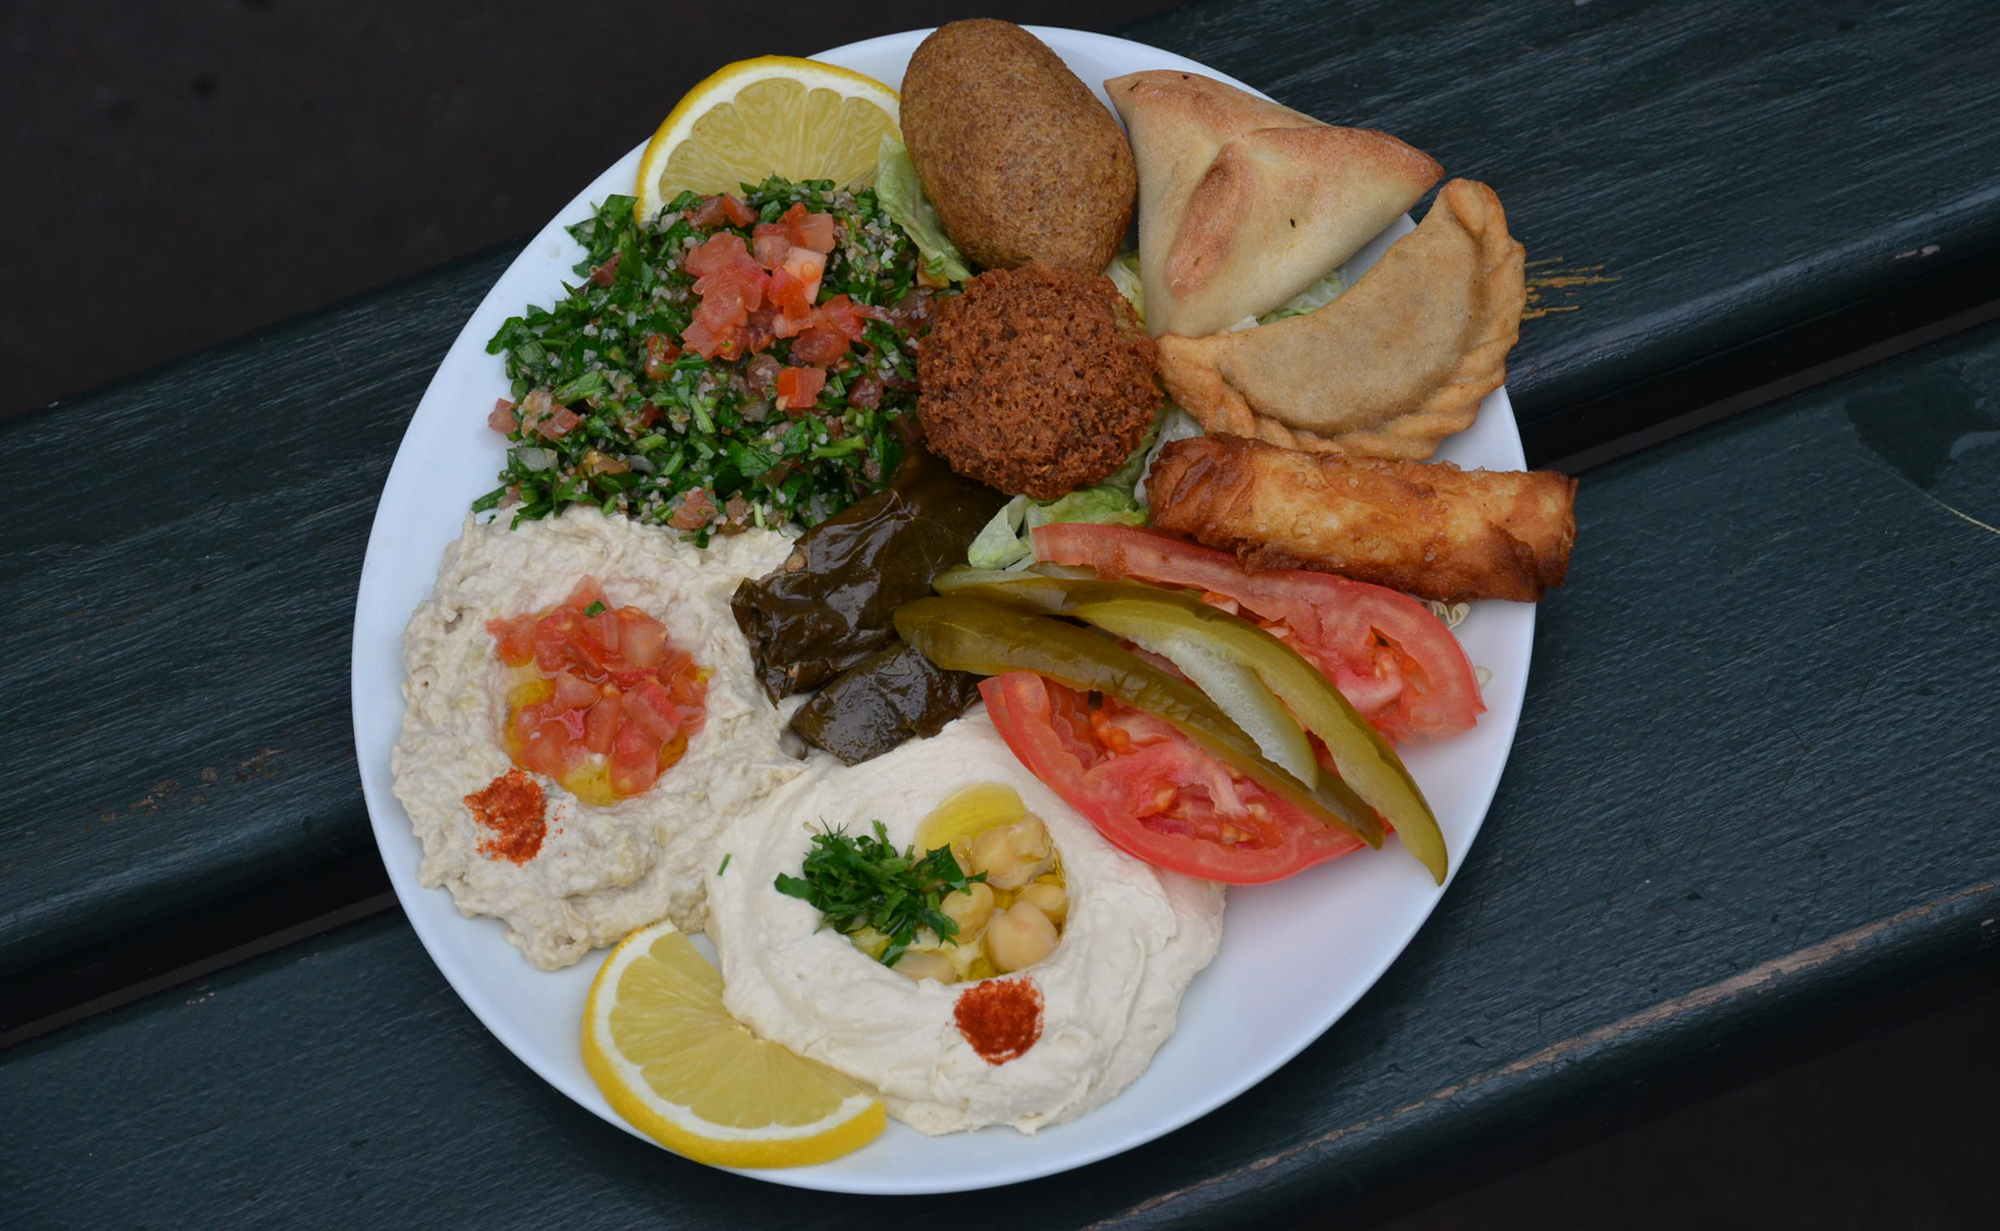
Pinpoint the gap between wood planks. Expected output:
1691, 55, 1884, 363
1523, 241, 2000, 473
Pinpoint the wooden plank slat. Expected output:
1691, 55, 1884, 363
0, 245, 517, 977
5, 311, 1997, 1228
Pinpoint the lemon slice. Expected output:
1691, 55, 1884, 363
582, 919, 885, 1167
634, 56, 901, 225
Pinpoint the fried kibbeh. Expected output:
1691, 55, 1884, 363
1156, 179, 1526, 459
900, 20, 1136, 274
1148, 434, 1575, 603
917, 264, 1160, 499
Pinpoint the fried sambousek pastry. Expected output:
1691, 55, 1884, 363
1146, 434, 1575, 603
1156, 178, 1525, 460
1105, 70, 1441, 338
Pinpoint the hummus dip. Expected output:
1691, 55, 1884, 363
706, 710, 1226, 1135
392, 507, 799, 970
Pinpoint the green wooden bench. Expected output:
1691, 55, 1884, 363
4, 0, 1997, 1224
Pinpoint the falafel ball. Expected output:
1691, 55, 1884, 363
917, 263, 1160, 499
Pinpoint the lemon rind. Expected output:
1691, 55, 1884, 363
634, 56, 901, 225
581, 921, 888, 1169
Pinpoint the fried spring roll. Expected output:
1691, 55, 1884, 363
1146, 434, 1576, 603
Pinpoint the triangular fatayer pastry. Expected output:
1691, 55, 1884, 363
1105, 70, 1442, 338
1156, 178, 1526, 460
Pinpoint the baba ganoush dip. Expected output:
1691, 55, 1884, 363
706, 710, 1226, 1135
392, 506, 799, 969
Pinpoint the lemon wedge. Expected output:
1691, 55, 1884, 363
634, 56, 901, 225
581, 919, 885, 1168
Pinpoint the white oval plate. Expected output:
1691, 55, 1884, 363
351, 26, 1532, 1196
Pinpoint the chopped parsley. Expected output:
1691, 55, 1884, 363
479, 179, 933, 538
583, 600, 605, 618
774, 820, 985, 968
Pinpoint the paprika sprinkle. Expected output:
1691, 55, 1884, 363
953, 976, 1045, 1064
465, 767, 548, 864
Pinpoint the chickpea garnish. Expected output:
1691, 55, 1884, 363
968, 814, 1054, 890
941, 882, 997, 937
893, 950, 959, 984
985, 900, 1060, 973
1016, 880, 1069, 927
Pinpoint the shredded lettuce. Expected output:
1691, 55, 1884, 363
1106, 251, 1145, 325
1133, 404, 1205, 506
1225, 269, 1348, 332
1264, 269, 1346, 320
875, 135, 972, 285
966, 414, 1159, 569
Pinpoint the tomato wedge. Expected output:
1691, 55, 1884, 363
983, 672, 1361, 883
1034, 524, 1483, 743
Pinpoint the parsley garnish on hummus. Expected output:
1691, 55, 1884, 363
774, 821, 986, 968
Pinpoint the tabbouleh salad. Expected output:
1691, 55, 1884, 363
480, 176, 943, 539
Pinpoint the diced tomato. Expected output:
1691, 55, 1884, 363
622, 680, 683, 742
685, 195, 731, 230
680, 316, 738, 361
693, 263, 767, 318
781, 246, 824, 304
576, 606, 619, 658
564, 577, 608, 611
685, 232, 753, 279
583, 689, 623, 755
643, 333, 680, 381
615, 608, 668, 668
776, 202, 837, 253
983, 673, 1361, 884
681, 240, 769, 360
719, 194, 758, 227
530, 608, 581, 673
751, 225, 792, 270
1032, 525, 1485, 743
535, 405, 581, 440
768, 265, 815, 322
551, 670, 598, 711
588, 253, 621, 286
774, 366, 826, 414
488, 398, 518, 434
670, 489, 717, 530
795, 213, 837, 252
667, 665, 706, 709
789, 325, 849, 366
742, 309, 777, 356
564, 629, 617, 682
847, 371, 883, 411
607, 724, 661, 796
485, 613, 535, 666
816, 294, 880, 340
515, 711, 585, 780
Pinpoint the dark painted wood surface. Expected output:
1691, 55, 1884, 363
0, 246, 513, 977
7, 0, 1998, 981
6, 313, 1996, 1228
